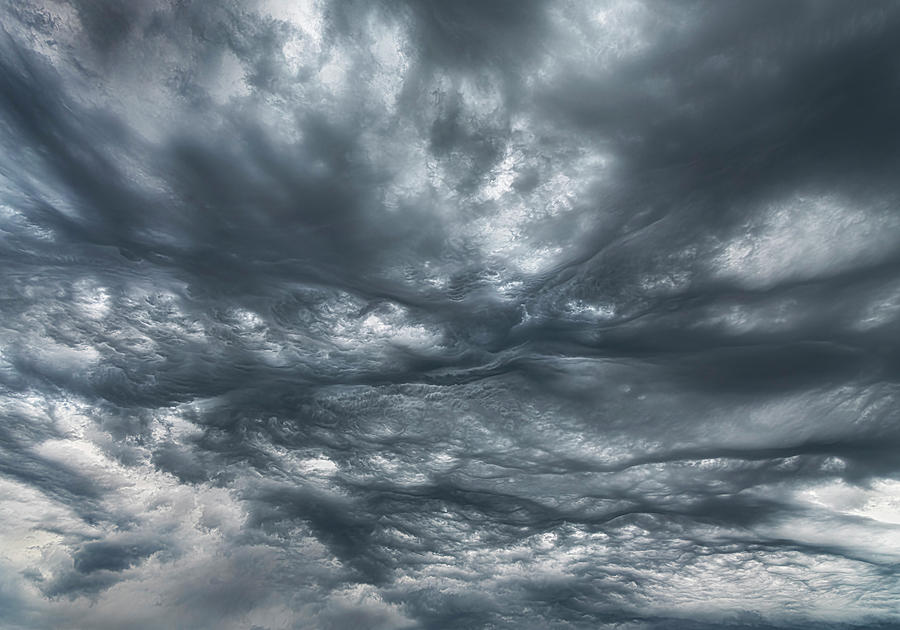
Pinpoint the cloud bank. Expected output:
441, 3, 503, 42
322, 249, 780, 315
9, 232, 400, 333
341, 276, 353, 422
1, 1, 900, 628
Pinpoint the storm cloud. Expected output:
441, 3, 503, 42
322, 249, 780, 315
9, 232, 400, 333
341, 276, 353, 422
1, 1, 900, 628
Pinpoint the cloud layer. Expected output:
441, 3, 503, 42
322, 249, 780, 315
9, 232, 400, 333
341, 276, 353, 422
2, 1, 900, 628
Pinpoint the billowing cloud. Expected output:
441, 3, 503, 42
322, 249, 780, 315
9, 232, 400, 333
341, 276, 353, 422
1, 1, 900, 628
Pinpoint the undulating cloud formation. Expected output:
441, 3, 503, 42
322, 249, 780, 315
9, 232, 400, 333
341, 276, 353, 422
2, 1, 900, 628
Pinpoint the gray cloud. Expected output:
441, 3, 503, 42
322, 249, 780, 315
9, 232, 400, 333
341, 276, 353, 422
1, 1, 900, 628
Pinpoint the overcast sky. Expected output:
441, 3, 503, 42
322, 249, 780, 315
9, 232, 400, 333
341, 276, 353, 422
2, 1, 900, 628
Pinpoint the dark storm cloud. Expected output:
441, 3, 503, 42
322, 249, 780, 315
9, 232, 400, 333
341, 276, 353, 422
1, 1, 900, 628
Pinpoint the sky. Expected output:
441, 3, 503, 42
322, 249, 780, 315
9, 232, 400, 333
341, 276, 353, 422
1, 1, 900, 628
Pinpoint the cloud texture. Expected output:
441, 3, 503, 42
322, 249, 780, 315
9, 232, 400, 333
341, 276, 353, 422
2, 1, 900, 628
